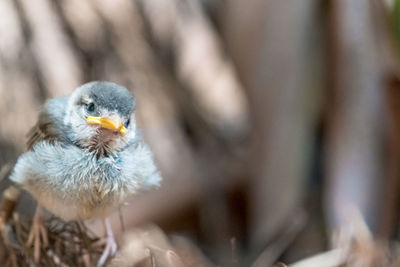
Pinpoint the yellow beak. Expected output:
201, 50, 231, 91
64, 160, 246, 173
86, 116, 127, 135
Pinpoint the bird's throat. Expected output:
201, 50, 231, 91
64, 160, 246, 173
84, 130, 121, 157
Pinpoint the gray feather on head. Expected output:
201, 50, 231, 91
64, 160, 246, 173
64, 81, 137, 155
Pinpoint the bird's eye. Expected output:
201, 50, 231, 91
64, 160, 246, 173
85, 103, 95, 113
125, 118, 130, 127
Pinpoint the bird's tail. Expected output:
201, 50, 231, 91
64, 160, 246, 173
0, 163, 22, 226
0, 163, 22, 248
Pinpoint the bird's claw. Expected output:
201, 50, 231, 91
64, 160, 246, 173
26, 207, 48, 263
97, 219, 117, 267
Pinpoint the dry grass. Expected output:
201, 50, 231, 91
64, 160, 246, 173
1, 214, 105, 267
0, 188, 400, 267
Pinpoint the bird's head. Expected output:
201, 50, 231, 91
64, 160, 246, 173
65, 81, 136, 155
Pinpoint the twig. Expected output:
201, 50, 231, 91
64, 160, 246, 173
251, 210, 307, 267
289, 249, 346, 267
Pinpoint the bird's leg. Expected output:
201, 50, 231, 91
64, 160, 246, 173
26, 205, 48, 263
97, 218, 117, 267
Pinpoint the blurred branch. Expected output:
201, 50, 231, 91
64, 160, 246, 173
289, 249, 346, 267
251, 210, 307, 267
111, 225, 216, 267
220, 0, 324, 260
133, 0, 253, 262
325, 0, 385, 233
138, 0, 249, 139
373, 0, 400, 240
16, 0, 82, 96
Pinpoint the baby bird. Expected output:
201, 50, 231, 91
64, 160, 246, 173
10, 81, 161, 265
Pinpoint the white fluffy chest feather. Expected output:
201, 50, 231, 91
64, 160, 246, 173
10, 141, 161, 221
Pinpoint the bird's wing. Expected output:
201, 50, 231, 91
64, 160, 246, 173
26, 97, 69, 150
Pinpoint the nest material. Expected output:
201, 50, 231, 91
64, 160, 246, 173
0, 186, 213, 267
2, 185, 399, 267
0, 185, 105, 267
1, 214, 105, 267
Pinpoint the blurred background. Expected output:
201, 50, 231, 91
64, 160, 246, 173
1, 0, 400, 266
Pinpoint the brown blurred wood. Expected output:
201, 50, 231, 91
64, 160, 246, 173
16, 0, 82, 96
325, 0, 385, 233
371, 0, 400, 240
134, 0, 252, 263
139, 0, 249, 137
220, 0, 324, 260
0, 0, 42, 166
382, 76, 400, 240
